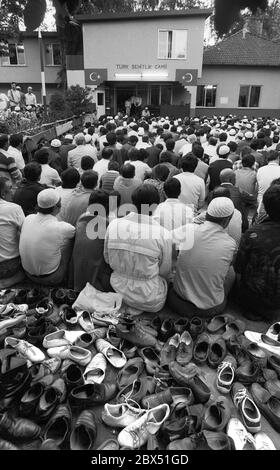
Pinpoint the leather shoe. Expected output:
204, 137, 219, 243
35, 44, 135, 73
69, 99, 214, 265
69, 382, 117, 409
186, 375, 211, 404
202, 396, 231, 431
160, 333, 180, 365
193, 333, 210, 365
189, 317, 204, 339
117, 357, 144, 390
208, 338, 226, 368
63, 363, 84, 392
70, 409, 97, 450
236, 360, 260, 385
44, 403, 72, 447
161, 402, 190, 443
176, 331, 193, 365
170, 386, 194, 406
251, 383, 280, 433
168, 430, 233, 450
19, 382, 45, 418
267, 355, 280, 377
158, 319, 174, 342
169, 361, 198, 386
138, 347, 160, 374
141, 389, 172, 409
174, 317, 189, 334
0, 412, 41, 443
116, 377, 155, 404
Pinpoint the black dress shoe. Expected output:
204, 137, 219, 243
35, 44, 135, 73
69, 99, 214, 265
44, 403, 72, 447
0, 438, 19, 450
0, 370, 31, 401
158, 319, 174, 342
268, 355, 280, 377
69, 383, 117, 409
27, 288, 49, 308
65, 290, 79, 306
0, 349, 27, 381
186, 375, 211, 404
0, 412, 41, 443
70, 409, 97, 450
189, 317, 204, 339
19, 382, 45, 418
14, 289, 28, 305
236, 360, 261, 385
63, 363, 84, 393
36, 387, 60, 423
161, 402, 190, 443
193, 333, 210, 365
174, 318, 189, 334
51, 288, 67, 306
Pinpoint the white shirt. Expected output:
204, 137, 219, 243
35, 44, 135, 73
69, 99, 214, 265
174, 172, 205, 211
83, 144, 98, 163
174, 221, 236, 309
25, 93, 37, 106
204, 145, 218, 160
39, 164, 61, 187
54, 187, 74, 221
7, 89, 21, 106
93, 158, 109, 184
129, 160, 152, 181
153, 198, 194, 232
257, 161, 280, 206
7, 146, 25, 170
174, 138, 187, 154
19, 213, 75, 276
0, 200, 25, 262
68, 145, 90, 170
136, 140, 151, 150
179, 142, 193, 156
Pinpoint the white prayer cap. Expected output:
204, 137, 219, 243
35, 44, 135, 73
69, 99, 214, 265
219, 145, 230, 156
207, 197, 234, 218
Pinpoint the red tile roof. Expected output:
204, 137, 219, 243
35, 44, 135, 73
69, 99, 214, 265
203, 31, 280, 67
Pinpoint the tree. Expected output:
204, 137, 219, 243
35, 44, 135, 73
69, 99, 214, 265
214, 0, 269, 37
65, 84, 94, 115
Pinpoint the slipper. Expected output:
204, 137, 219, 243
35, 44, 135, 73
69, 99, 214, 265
96, 338, 126, 369
266, 322, 280, 342
78, 311, 95, 333
0, 349, 27, 376
43, 330, 84, 349
4, 337, 45, 363
84, 353, 107, 384
47, 345, 92, 366
117, 357, 144, 390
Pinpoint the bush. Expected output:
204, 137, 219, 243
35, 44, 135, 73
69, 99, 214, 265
65, 85, 95, 116
49, 91, 70, 121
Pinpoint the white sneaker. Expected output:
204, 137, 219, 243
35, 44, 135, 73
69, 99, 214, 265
102, 400, 146, 428
47, 345, 92, 366
117, 404, 170, 449
245, 330, 280, 356
216, 355, 237, 394
226, 418, 256, 450
4, 337, 45, 363
255, 432, 276, 450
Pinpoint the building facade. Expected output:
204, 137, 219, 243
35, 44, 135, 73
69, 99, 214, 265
0, 32, 62, 104
67, 9, 211, 117
197, 31, 280, 118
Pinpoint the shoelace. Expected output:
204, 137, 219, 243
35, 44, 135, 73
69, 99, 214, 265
233, 388, 247, 407
233, 428, 256, 449
218, 361, 234, 373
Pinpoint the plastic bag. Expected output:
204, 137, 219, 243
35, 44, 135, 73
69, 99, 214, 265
73, 283, 123, 316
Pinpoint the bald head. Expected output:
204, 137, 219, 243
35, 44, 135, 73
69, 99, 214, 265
220, 168, 236, 185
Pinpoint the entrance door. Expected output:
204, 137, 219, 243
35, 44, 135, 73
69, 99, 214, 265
96, 91, 105, 117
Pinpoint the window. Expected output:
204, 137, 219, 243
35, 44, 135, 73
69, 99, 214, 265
196, 85, 217, 107
238, 85, 261, 107
45, 43, 62, 66
150, 86, 160, 106
1, 43, 25, 65
161, 85, 172, 105
158, 30, 187, 59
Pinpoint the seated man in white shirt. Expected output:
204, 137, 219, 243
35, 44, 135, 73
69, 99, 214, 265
8, 134, 25, 171
35, 147, 61, 187
174, 153, 205, 213
19, 188, 75, 286
0, 177, 25, 287
168, 197, 236, 318
153, 178, 194, 231
93, 147, 113, 185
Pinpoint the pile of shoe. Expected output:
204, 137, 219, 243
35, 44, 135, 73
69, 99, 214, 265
0, 287, 279, 450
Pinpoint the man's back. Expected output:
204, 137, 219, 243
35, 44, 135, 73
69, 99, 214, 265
174, 172, 205, 211
235, 167, 257, 196
174, 221, 236, 309
19, 213, 75, 276
209, 159, 233, 190
235, 219, 280, 307
68, 145, 88, 170
13, 181, 46, 216
61, 189, 91, 226
0, 199, 24, 262
257, 162, 280, 203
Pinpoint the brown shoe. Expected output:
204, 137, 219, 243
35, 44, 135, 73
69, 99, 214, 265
169, 361, 198, 386
160, 333, 180, 365
176, 331, 193, 365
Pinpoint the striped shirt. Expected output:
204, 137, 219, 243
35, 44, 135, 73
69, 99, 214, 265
0, 151, 22, 184
100, 170, 119, 193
